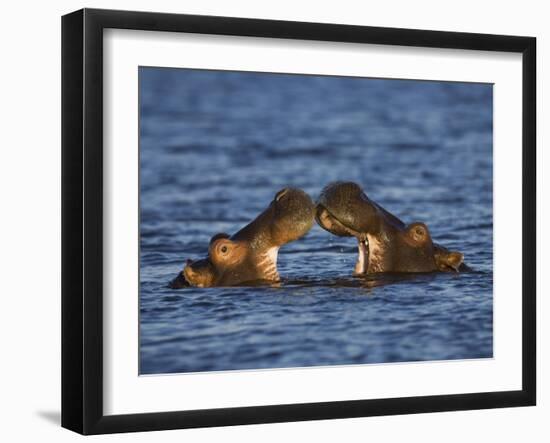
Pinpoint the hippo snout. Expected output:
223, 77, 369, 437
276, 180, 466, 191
270, 187, 315, 244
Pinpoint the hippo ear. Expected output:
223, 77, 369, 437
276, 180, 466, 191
436, 251, 464, 272
183, 259, 216, 287
406, 223, 430, 245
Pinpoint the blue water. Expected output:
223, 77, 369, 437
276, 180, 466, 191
139, 68, 493, 374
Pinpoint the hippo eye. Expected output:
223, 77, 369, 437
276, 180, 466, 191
220, 245, 228, 254
415, 227, 424, 236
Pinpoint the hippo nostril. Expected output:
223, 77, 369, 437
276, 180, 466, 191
275, 188, 289, 202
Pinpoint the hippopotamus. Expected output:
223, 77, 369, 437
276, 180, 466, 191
315, 182, 467, 275
170, 188, 315, 288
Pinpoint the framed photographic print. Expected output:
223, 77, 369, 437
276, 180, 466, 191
61, 8, 536, 435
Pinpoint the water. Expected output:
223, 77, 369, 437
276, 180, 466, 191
139, 68, 493, 374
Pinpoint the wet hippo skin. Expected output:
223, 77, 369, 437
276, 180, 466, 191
170, 188, 315, 288
316, 182, 468, 275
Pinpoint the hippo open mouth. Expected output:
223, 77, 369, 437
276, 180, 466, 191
316, 204, 373, 274
171, 187, 315, 288
316, 182, 466, 275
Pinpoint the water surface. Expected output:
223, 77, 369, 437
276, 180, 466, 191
139, 68, 493, 374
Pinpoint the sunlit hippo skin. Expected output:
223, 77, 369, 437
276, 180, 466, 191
315, 182, 467, 275
170, 188, 315, 288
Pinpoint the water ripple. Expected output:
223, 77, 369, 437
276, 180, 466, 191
139, 68, 493, 374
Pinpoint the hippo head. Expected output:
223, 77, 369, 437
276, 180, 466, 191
170, 188, 315, 288
315, 182, 465, 275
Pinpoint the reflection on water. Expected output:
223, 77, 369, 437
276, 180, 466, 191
139, 68, 493, 374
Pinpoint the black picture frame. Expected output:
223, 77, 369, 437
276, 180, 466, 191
62, 8, 536, 435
